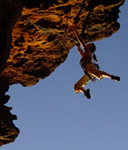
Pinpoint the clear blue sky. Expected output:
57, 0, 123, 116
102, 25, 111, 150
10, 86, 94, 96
3, 1, 128, 150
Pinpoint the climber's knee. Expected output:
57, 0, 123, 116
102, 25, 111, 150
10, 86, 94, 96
94, 71, 104, 80
99, 75, 103, 80
74, 84, 81, 93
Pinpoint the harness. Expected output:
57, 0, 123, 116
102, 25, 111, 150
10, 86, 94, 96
80, 59, 92, 80
80, 59, 100, 82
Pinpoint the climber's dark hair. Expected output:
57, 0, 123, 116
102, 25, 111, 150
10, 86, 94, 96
90, 43, 96, 53
93, 53, 97, 61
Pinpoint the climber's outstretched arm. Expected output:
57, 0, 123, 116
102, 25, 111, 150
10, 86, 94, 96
72, 25, 87, 51
76, 44, 84, 57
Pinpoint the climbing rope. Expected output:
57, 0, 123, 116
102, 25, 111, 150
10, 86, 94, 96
0, 0, 119, 46
25, 18, 79, 44
0, 16, 78, 44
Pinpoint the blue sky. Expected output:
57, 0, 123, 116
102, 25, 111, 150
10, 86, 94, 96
3, 1, 128, 150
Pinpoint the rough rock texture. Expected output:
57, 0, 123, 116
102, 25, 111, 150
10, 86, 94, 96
0, 105, 19, 147
0, 0, 125, 147
0, 77, 19, 147
0, 0, 23, 73
0, 0, 125, 86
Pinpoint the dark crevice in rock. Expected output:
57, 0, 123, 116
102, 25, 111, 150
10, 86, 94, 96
47, 34, 57, 42
40, 0, 60, 9
23, 0, 42, 8
36, 19, 61, 30
56, 5, 72, 14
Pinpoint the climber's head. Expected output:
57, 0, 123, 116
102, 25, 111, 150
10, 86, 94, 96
87, 43, 96, 53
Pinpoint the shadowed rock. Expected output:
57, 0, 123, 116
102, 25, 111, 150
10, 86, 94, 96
0, 77, 19, 147
0, 105, 19, 147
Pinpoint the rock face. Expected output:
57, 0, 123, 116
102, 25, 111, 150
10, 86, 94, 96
0, 0, 23, 74
0, 0, 125, 147
0, 77, 19, 146
0, 0, 125, 86
0, 105, 19, 147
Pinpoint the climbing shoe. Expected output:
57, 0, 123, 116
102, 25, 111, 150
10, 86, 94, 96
111, 75, 120, 81
84, 89, 91, 99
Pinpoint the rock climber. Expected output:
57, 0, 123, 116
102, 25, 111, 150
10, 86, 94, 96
72, 25, 120, 99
